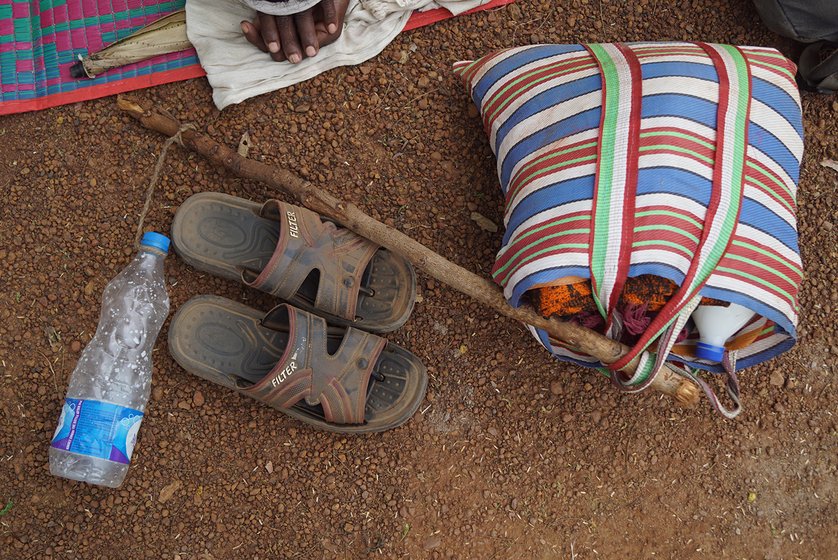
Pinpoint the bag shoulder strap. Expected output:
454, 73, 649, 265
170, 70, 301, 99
606, 43, 751, 376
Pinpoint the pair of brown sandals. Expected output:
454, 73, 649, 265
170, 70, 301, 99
168, 193, 427, 433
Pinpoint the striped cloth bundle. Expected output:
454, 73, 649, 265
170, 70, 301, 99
454, 43, 804, 414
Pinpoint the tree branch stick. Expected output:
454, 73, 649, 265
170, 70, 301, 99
118, 96, 699, 407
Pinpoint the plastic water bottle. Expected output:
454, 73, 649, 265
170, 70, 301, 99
49, 232, 170, 488
692, 302, 755, 362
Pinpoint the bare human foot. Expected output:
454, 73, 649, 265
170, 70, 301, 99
241, 0, 350, 64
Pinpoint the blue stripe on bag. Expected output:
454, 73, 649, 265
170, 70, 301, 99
493, 74, 603, 153
503, 177, 595, 243
473, 45, 587, 100
499, 109, 600, 187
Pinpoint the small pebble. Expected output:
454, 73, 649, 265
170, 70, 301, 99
423, 535, 442, 550
158, 481, 182, 504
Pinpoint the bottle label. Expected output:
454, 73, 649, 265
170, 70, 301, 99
50, 399, 143, 465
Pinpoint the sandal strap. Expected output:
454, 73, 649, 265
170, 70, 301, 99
241, 304, 386, 425
243, 200, 378, 321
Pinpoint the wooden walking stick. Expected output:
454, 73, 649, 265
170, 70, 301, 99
118, 97, 700, 407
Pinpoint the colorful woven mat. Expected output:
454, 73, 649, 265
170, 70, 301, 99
0, 0, 516, 115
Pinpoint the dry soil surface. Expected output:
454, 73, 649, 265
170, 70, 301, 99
1, 1, 836, 559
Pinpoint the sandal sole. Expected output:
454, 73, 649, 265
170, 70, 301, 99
171, 192, 416, 333
168, 295, 428, 433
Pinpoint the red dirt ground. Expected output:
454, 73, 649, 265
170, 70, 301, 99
1, 1, 836, 558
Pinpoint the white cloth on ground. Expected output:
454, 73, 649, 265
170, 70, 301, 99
186, 0, 489, 109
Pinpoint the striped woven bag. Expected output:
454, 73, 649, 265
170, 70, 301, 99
454, 43, 804, 417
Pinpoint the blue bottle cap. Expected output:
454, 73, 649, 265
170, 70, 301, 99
140, 232, 170, 254
695, 341, 725, 362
